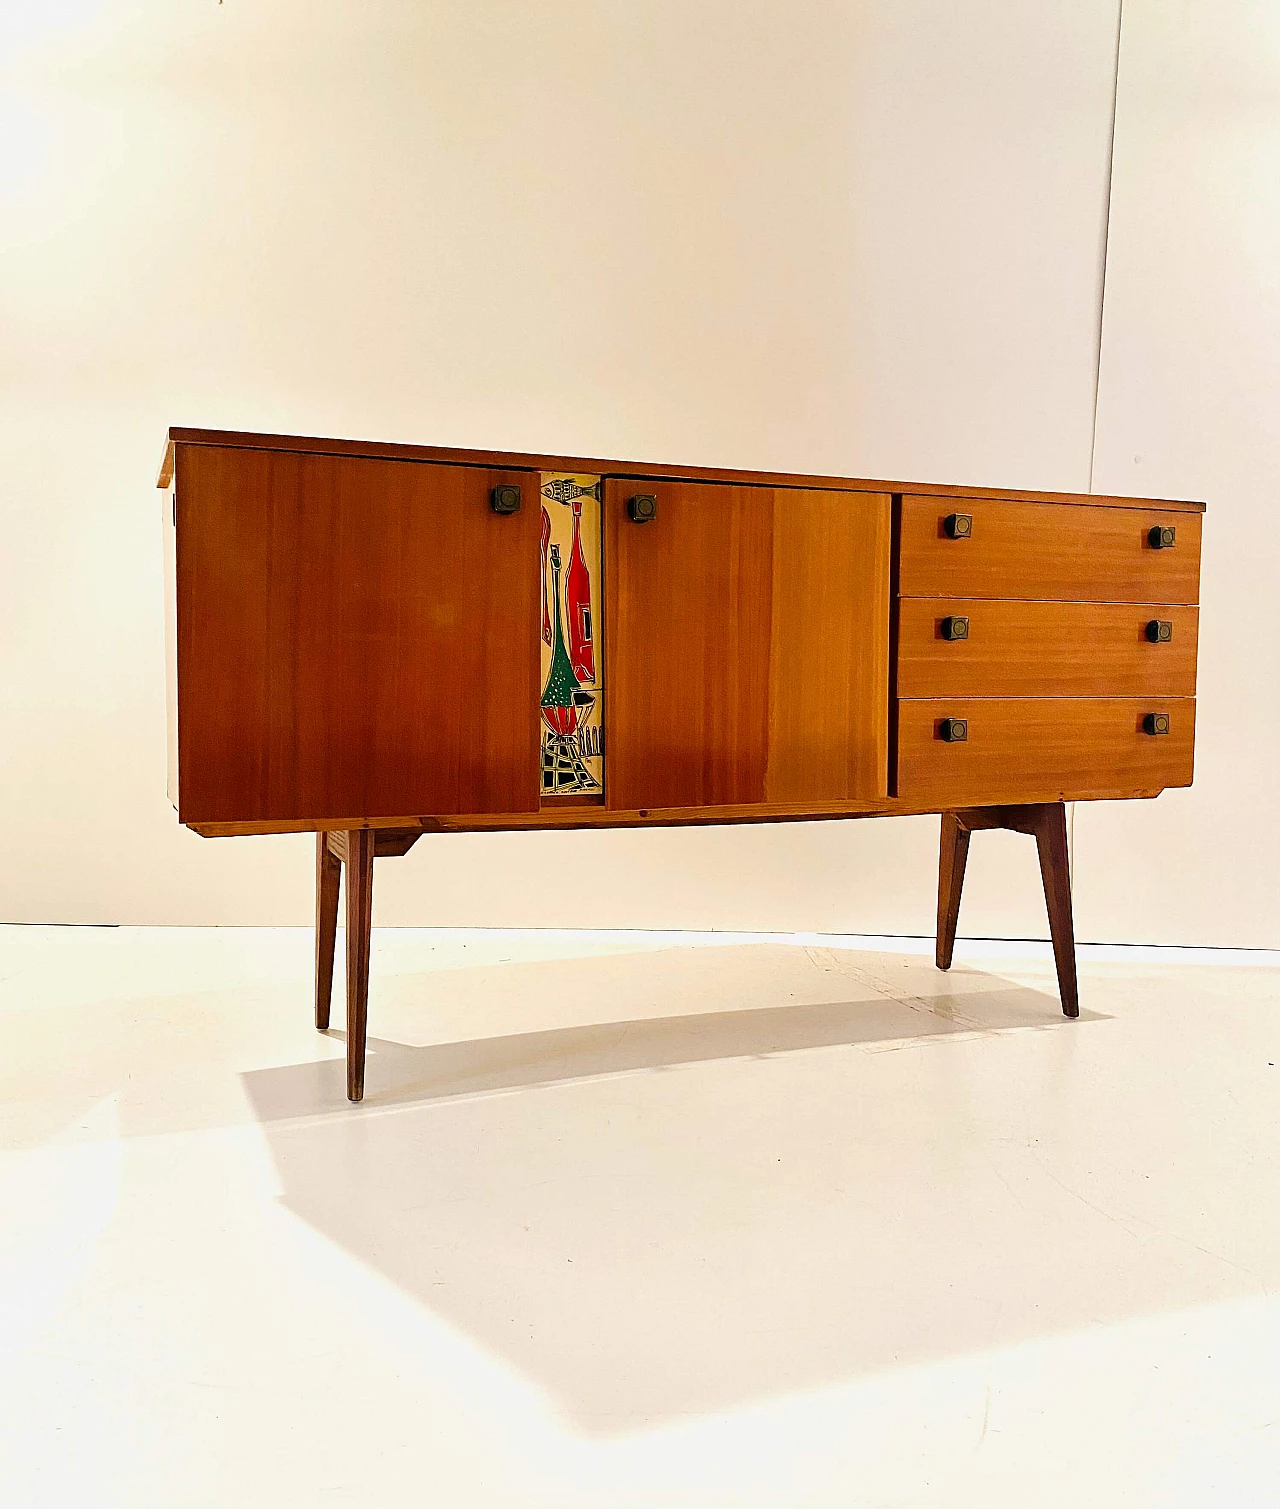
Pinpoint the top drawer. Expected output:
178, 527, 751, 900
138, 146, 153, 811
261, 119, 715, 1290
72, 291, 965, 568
899, 496, 1202, 604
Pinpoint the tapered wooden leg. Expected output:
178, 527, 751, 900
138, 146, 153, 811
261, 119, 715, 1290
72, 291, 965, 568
315, 833, 342, 1030
936, 812, 971, 970
1030, 803, 1079, 1019
938, 802, 1080, 1019
344, 829, 376, 1101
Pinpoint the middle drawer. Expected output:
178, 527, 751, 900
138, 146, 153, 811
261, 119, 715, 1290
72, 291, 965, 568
897, 598, 1199, 699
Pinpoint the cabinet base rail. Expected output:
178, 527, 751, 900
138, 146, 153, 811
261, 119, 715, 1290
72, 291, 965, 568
315, 802, 1079, 1103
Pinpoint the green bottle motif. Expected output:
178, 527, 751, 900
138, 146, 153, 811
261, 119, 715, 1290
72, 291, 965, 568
541, 545, 579, 724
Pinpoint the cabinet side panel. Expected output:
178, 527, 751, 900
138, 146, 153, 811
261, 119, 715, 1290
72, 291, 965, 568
162, 480, 178, 809
176, 447, 540, 824
765, 491, 891, 802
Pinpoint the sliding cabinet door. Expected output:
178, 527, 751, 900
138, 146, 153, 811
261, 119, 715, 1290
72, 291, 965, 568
604, 479, 889, 812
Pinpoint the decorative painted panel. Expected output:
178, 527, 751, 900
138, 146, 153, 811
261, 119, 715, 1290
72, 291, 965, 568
540, 473, 604, 796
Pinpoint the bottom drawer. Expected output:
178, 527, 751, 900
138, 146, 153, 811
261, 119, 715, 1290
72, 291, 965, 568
896, 697, 1195, 808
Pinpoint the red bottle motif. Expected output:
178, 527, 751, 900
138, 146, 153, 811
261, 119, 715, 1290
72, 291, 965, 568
566, 500, 595, 681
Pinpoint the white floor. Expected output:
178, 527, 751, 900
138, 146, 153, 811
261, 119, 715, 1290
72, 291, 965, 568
1, 924, 1278, 1508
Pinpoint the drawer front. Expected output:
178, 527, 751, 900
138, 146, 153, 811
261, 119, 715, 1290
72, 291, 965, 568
899, 496, 1202, 603
897, 600, 1199, 699
896, 697, 1195, 807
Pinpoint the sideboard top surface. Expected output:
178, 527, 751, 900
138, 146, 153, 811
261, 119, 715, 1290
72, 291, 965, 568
156, 427, 1208, 513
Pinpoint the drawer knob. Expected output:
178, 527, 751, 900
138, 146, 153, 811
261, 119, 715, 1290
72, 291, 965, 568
1146, 618, 1173, 643
628, 493, 658, 524
937, 716, 968, 743
944, 512, 973, 539
1148, 524, 1177, 549
940, 615, 970, 641
1142, 712, 1171, 736
490, 484, 522, 515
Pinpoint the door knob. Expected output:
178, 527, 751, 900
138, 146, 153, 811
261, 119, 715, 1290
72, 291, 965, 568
628, 493, 658, 523
1142, 712, 1171, 735
937, 717, 968, 742
1148, 524, 1176, 549
944, 513, 972, 539
1146, 619, 1173, 643
940, 615, 970, 641
490, 484, 522, 515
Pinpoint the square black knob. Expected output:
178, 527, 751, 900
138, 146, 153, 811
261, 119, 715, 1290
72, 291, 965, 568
940, 615, 970, 641
944, 513, 973, 539
1148, 524, 1176, 549
628, 493, 658, 523
937, 717, 968, 742
1146, 619, 1173, 643
490, 484, 522, 515
1142, 712, 1171, 736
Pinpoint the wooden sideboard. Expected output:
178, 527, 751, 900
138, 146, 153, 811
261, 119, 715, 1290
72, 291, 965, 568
158, 428, 1203, 1100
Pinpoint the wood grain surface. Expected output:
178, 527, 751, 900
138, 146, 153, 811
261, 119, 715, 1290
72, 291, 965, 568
897, 599, 1200, 698
175, 445, 541, 825
765, 489, 891, 802
157, 428, 1207, 513
899, 495, 1203, 603
604, 479, 774, 809
166, 435, 1203, 837
603, 480, 890, 810
896, 696, 1196, 808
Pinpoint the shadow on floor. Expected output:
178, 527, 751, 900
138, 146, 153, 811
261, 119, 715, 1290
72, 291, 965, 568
244, 937, 1094, 1121
237, 942, 1237, 1434
245, 982, 1065, 1119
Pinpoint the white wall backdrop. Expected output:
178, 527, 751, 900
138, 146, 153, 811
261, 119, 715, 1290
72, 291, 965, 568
12, 0, 1259, 945
1080, 0, 1280, 947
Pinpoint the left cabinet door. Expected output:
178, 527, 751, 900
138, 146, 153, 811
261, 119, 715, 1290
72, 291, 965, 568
175, 446, 541, 828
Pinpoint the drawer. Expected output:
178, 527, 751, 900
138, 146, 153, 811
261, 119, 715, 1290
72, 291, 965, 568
899, 495, 1202, 603
896, 600, 1199, 699
896, 697, 1195, 807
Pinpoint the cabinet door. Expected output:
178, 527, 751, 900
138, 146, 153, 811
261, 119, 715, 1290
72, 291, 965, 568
176, 445, 540, 825
604, 479, 890, 811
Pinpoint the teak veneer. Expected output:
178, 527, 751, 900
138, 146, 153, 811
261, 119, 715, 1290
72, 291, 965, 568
159, 428, 1205, 1100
